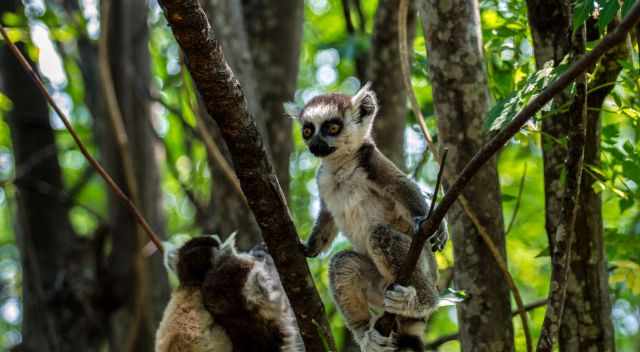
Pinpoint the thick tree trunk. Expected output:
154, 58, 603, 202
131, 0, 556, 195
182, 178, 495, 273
0, 2, 105, 350
526, 0, 573, 250
98, 0, 169, 349
242, 0, 302, 195
526, 1, 616, 350
368, 0, 416, 169
420, 0, 514, 350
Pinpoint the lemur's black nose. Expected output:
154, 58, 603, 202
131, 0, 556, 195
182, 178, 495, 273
309, 137, 336, 157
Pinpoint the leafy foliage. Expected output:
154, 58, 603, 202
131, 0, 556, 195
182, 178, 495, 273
484, 59, 571, 132
0, 0, 638, 350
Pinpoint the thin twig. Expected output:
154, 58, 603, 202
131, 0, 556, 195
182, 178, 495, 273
178, 63, 247, 205
397, 0, 533, 349
148, 119, 207, 216
0, 24, 164, 254
98, 0, 141, 209
404, 0, 640, 291
427, 149, 447, 219
396, 2, 640, 350
505, 163, 528, 236
376, 150, 448, 334
411, 147, 430, 178
193, 105, 248, 206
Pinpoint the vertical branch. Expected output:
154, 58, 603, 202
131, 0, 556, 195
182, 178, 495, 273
400, 0, 531, 349
536, 25, 588, 352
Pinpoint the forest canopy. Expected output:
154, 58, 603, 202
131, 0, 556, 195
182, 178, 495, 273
0, 0, 639, 351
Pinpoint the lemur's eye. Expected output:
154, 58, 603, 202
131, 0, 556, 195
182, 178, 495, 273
322, 121, 342, 136
302, 124, 314, 139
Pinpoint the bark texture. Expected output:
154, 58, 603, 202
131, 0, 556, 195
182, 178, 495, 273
537, 26, 587, 351
200, 0, 302, 249
242, 0, 302, 194
201, 0, 262, 248
558, 31, 625, 352
158, 1, 335, 350
368, 0, 416, 168
99, 0, 169, 349
526, 0, 573, 251
527, 1, 616, 350
420, 0, 514, 350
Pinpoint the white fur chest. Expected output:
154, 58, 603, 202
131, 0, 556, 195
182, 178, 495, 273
317, 161, 396, 254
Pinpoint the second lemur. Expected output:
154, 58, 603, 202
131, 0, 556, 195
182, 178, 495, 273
285, 83, 448, 352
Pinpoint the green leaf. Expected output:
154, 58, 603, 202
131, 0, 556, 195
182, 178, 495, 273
610, 260, 640, 295
619, 197, 634, 213
484, 59, 571, 132
573, 0, 595, 31
502, 194, 517, 202
598, 0, 620, 32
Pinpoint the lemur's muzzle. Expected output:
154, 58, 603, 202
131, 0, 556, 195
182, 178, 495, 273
309, 137, 336, 157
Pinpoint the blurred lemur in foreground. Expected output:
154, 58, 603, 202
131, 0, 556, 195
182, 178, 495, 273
156, 235, 303, 352
285, 83, 448, 352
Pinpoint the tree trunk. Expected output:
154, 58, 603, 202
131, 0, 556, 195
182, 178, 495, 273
200, 0, 302, 249
525, 0, 573, 251
0, 2, 105, 350
368, 0, 416, 169
526, 1, 616, 350
242, 0, 303, 195
420, 0, 514, 350
98, 0, 169, 349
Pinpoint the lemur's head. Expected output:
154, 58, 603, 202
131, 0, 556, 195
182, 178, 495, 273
285, 82, 378, 159
174, 235, 221, 287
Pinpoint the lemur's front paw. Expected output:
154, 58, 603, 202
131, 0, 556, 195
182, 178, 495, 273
414, 216, 447, 252
384, 284, 427, 318
360, 328, 397, 352
429, 222, 448, 252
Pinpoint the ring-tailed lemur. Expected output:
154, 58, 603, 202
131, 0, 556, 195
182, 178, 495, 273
155, 235, 304, 352
285, 83, 448, 352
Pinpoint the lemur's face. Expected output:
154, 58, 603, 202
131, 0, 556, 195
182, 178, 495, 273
286, 83, 378, 159
299, 95, 348, 157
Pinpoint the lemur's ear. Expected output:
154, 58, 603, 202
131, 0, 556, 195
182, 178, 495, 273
351, 82, 378, 123
283, 102, 302, 120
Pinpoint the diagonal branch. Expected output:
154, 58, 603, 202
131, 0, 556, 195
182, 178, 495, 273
0, 25, 164, 254
397, 0, 533, 349
395, 0, 640, 321
156, 1, 335, 350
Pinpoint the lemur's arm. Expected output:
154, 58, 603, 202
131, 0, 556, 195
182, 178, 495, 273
303, 200, 337, 258
360, 144, 447, 251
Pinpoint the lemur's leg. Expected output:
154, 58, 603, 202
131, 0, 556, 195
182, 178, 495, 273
329, 250, 396, 352
367, 224, 439, 319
